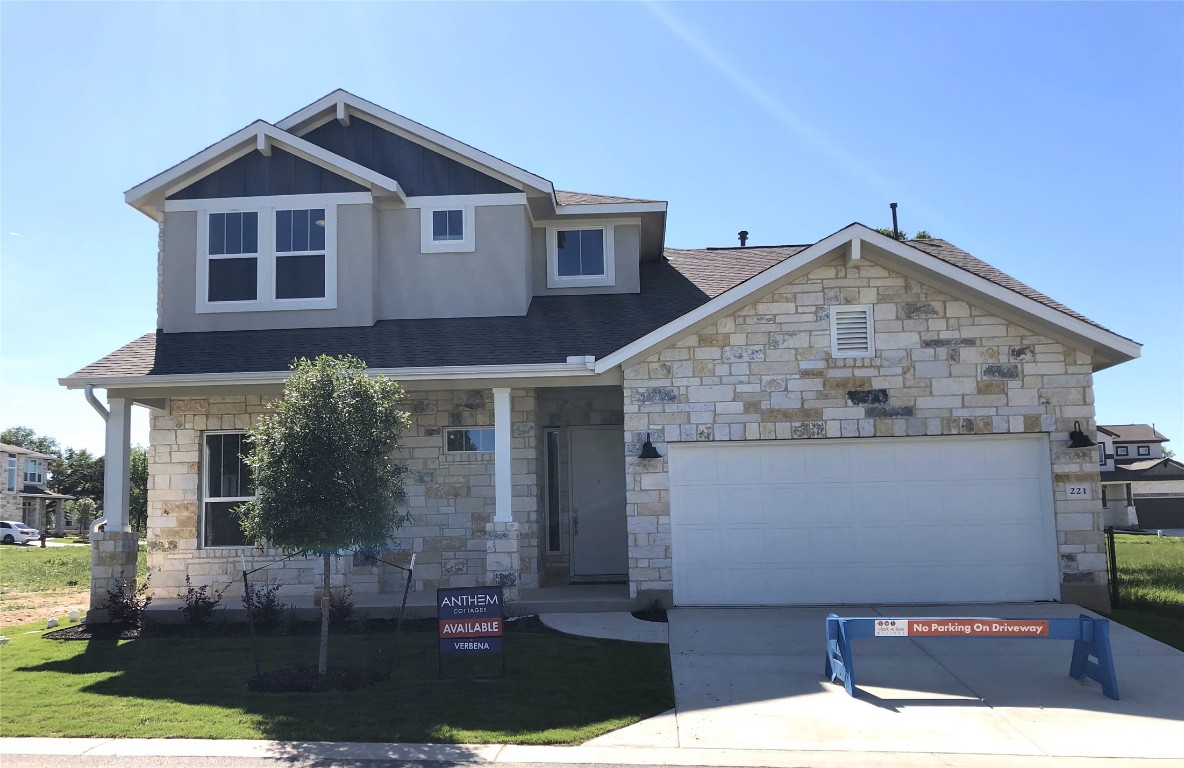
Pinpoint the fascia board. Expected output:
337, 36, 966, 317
851, 225, 1142, 365
58, 362, 602, 391
277, 91, 556, 196
595, 223, 1141, 374
554, 202, 669, 216
124, 122, 407, 221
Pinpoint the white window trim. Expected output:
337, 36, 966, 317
201, 431, 256, 550
444, 427, 495, 453
546, 221, 616, 288
6, 457, 16, 492
830, 304, 875, 358
419, 205, 475, 253
23, 459, 43, 485
192, 193, 348, 314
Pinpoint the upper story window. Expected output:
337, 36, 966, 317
419, 204, 474, 253
23, 459, 44, 485
1137, 445, 1151, 456
182, 193, 345, 313
1116, 446, 1129, 457
6, 458, 15, 491
546, 223, 616, 288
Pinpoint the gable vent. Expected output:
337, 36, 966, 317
831, 305, 874, 357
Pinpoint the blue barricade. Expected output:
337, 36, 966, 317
825, 614, 1119, 700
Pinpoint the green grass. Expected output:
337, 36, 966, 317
0, 623, 673, 744
1108, 535, 1184, 651
0, 545, 93, 594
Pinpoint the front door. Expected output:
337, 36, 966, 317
570, 427, 628, 579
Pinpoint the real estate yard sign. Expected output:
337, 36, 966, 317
438, 586, 505, 675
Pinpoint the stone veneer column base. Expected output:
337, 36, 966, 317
486, 521, 520, 602
1061, 583, 1111, 614
89, 531, 141, 619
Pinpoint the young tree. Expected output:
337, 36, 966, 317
239, 355, 411, 675
65, 497, 98, 538
52, 448, 105, 508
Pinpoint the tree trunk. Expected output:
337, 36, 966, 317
319, 552, 331, 675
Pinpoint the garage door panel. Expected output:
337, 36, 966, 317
669, 435, 1058, 606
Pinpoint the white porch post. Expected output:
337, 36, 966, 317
493, 387, 512, 523
103, 397, 133, 532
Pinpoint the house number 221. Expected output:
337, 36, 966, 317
1066, 484, 1091, 499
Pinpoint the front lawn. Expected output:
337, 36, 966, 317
1108, 534, 1184, 651
0, 621, 673, 744
0, 544, 92, 595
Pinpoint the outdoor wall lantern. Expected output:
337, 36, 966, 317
638, 433, 663, 459
1068, 421, 1098, 449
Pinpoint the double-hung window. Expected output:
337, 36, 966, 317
23, 460, 43, 485
546, 223, 616, 287
6, 458, 15, 491
202, 432, 255, 548
190, 194, 344, 312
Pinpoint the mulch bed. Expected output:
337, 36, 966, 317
44, 613, 560, 640
631, 609, 668, 623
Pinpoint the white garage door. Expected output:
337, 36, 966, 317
669, 435, 1059, 606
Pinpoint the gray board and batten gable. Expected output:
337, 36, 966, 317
302, 116, 518, 197
167, 148, 367, 200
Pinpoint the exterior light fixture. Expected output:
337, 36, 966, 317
638, 432, 662, 459
1068, 421, 1097, 449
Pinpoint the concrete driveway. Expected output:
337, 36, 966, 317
666, 603, 1184, 759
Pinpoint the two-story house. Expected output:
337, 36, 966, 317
62, 91, 1140, 616
1, 442, 71, 536
1098, 424, 1184, 529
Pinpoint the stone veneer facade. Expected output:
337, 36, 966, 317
145, 389, 541, 604
622, 258, 1109, 609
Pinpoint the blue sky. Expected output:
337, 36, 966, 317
2, 2, 1181, 455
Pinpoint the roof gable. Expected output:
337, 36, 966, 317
594, 224, 1140, 373
167, 146, 367, 200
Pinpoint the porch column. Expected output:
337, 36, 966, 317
1125, 482, 1138, 526
54, 499, 66, 537
103, 397, 132, 531
493, 387, 512, 523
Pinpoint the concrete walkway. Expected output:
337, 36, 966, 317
538, 611, 669, 643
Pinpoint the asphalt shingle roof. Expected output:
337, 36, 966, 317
1099, 424, 1169, 443
554, 190, 662, 206
66, 237, 1122, 382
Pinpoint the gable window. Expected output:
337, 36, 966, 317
830, 305, 875, 357
187, 193, 344, 313
419, 205, 474, 253
6, 458, 15, 492
1116, 446, 1129, 457
23, 460, 43, 485
546, 223, 616, 288
1137, 445, 1150, 456
202, 432, 254, 548
445, 428, 495, 453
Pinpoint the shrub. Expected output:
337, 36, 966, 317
178, 576, 227, 626
101, 570, 152, 626
329, 587, 354, 627
242, 580, 287, 630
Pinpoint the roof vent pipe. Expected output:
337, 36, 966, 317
890, 203, 899, 240
738, 230, 749, 248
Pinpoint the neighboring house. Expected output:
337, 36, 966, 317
61, 91, 1141, 615
0, 442, 72, 535
1098, 424, 1184, 529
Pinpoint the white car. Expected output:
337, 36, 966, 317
0, 521, 39, 545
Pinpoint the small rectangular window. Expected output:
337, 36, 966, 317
1116, 446, 1129, 457
1097, 444, 1106, 466
1137, 445, 1150, 456
445, 428, 495, 453
830, 305, 875, 357
6, 458, 16, 491
23, 460, 43, 484
432, 209, 464, 241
